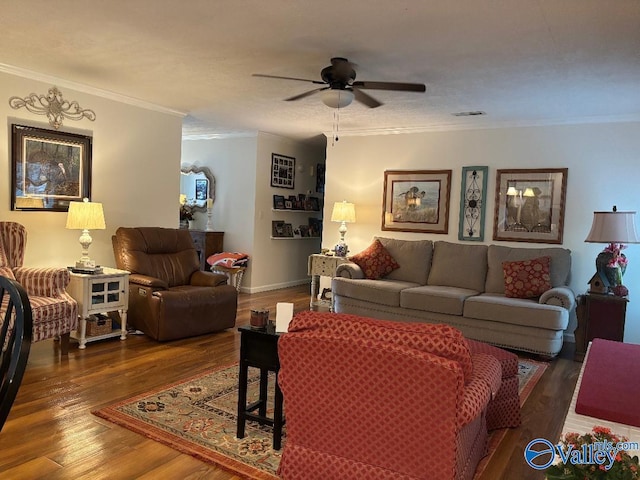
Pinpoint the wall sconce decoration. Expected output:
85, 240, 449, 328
9, 86, 96, 130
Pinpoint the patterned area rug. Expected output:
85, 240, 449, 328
93, 359, 547, 480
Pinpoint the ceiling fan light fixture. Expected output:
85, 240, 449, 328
322, 89, 354, 108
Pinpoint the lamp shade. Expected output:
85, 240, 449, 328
322, 89, 354, 109
65, 199, 106, 230
585, 210, 639, 244
331, 201, 356, 223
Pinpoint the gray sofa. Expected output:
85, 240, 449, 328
332, 238, 576, 357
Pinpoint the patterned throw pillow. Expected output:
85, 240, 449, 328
503, 256, 552, 298
349, 239, 400, 280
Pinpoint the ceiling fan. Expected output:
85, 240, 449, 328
253, 57, 426, 109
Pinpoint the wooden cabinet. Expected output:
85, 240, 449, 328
189, 230, 224, 270
574, 292, 628, 361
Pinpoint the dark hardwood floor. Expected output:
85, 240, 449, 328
0, 284, 580, 479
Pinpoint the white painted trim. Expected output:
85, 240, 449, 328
0, 62, 186, 117
242, 278, 310, 294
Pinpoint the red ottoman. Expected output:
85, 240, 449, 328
467, 339, 521, 430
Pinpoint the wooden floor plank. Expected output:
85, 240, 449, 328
0, 284, 580, 479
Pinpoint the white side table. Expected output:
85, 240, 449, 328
67, 267, 130, 349
307, 254, 349, 310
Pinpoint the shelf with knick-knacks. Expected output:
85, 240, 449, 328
271, 218, 322, 240
273, 193, 321, 212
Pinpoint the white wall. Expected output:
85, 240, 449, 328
323, 122, 640, 344
182, 132, 325, 292
0, 71, 183, 268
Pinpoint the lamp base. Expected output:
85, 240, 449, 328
334, 243, 349, 257
69, 265, 103, 274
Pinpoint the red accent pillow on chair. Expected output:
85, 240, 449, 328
349, 239, 400, 280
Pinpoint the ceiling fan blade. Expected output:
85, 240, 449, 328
253, 73, 326, 85
284, 87, 329, 101
353, 88, 383, 108
352, 81, 426, 92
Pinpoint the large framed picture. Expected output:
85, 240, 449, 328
458, 166, 488, 242
270, 153, 295, 189
382, 170, 452, 234
493, 168, 568, 244
11, 124, 92, 211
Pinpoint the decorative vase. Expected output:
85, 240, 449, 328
595, 251, 626, 287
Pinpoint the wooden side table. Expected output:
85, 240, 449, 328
236, 325, 284, 450
188, 230, 224, 271
67, 267, 130, 349
307, 254, 349, 310
574, 292, 628, 361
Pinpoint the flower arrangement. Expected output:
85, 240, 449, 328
180, 203, 194, 221
546, 426, 640, 480
604, 242, 628, 271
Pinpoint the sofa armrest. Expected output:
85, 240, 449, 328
539, 286, 576, 311
190, 270, 228, 287
14, 266, 70, 297
335, 262, 365, 279
129, 273, 168, 289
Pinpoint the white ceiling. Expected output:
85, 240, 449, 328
1, 0, 639, 144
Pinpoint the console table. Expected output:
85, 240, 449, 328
188, 230, 224, 271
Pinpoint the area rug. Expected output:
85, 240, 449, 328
94, 359, 547, 480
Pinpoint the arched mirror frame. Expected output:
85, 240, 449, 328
180, 164, 216, 212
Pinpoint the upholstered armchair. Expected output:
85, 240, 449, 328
112, 227, 237, 341
0, 222, 78, 355
278, 311, 502, 480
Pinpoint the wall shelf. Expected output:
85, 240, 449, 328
270, 236, 321, 240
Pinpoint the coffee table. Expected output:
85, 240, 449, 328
236, 325, 285, 450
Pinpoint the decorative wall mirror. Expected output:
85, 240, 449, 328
180, 164, 215, 212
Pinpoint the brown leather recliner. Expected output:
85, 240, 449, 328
112, 227, 237, 341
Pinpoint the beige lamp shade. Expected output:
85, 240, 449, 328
331, 201, 356, 223
585, 210, 640, 244
65, 199, 106, 230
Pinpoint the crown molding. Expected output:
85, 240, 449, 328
0, 63, 186, 117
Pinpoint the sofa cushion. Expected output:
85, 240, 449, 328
349, 239, 400, 280
332, 277, 418, 307
375, 237, 433, 285
503, 256, 552, 298
485, 245, 571, 294
400, 285, 480, 316
427, 241, 488, 292
463, 293, 569, 330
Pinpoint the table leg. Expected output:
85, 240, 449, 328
310, 274, 320, 309
236, 362, 248, 439
119, 309, 128, 340
78, 316, 88, 349
273, 374, 284, 450
259, 368, 268, 417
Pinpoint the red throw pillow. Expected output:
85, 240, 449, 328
349, 239, 400, 280
503, 256, 552, 298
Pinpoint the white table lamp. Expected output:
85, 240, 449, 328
65, 198, 106, 270
331, 200, 356, 256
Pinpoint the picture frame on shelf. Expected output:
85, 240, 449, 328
493, 168, 568, 244
381, 169, 452, 234
308, 217, 322, 237
283, 223, 294, 237
458, 166, 488, 242
273, 195, 285, 209
272, 220, 286, 237
271, 153, 295, 189
11, 124, 92, 212
284, 200, 293, 209
299, 225, 310, 237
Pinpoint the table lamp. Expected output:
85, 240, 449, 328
331, 200, 356, 257
585, 206, 639, 296
65, 198, 106, 271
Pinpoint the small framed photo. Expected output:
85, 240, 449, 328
273, 195, 285, 209
270, 153, 295, 189
493, 168, 568, 244
272, 220, 286, 237
284, 200, 293, 209
11, 124, 92, 211
283, 223, 294, 237
309, 218, 323, 237
299, 225, 310, 237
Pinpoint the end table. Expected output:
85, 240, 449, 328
236, 325, 285, 450
307, 254, 349, 310
67, 267, 130, 349
574, 292, 628, 361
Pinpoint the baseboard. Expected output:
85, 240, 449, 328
242, 278, 310, 294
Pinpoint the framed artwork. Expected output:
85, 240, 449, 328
271, 153, 295, 189
493, 168, 568, 244
458, 166, 489, 241
381, 170, 452, 234
11, 124, 92, 211
273, 195, 285, 209
272, 220, 286, 237
195, 178, 208, 201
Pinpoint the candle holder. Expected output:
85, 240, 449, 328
206, 207, 214, 231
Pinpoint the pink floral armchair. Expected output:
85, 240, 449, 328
277, 311, 502, 480
0, 222, 77, 355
